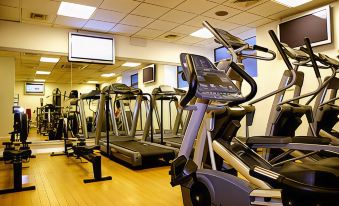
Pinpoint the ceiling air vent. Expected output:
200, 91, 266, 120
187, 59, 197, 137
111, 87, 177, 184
30, 12, 48, 21
165, 34, 179, 39
23, 52, 39, 56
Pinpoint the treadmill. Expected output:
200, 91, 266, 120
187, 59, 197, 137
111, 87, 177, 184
95, 83, 178, 167
143, 85, 191, 148
77, 90, 108, 139
113, 93, 149, 137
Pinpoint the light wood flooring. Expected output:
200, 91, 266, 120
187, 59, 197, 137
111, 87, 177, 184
0, 149, 183, 206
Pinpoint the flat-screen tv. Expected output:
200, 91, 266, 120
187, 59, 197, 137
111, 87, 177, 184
278, 5, 331, 48
25, 82, 45, 95
143, 64, 156, 84
68, 32, 115, 64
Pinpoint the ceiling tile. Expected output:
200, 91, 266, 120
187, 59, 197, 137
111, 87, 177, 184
83, 20, 116, 32
237, 28, 256, 40
229, 26, 252, 35
268, 8, 301, 20
202, 5, 242, 20
216, 20, 241, 31
100, 0, 141, 13
0, 5, 20, 21
0, 0, 19, 7
144, 0, 185, 8
177, 36, 205, 44
159, 10, 196, 24
133, 28, 165, 39
207, 0, 226, 3
53, 0, 103, 7
176, 0, 218, 15
22, 0, 60, 14
131, 3, 170, 19
247, 17, 274, 27
247, 1, 288, 17
54, 16, 88, 28
21, 8, 56, 23
146, 20, 179, 31
171, 25, 200, 35
226, 12, 262, 25
155, 32, 185, 42
195, 38, 220, 48
120, 14, 154, 27
223, 0, 269, 11
110, 24, 141, 36
184, 15, 236, 29
91, 9, 126, 23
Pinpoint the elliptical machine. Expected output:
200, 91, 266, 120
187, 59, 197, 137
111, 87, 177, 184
170, 21, 339, 206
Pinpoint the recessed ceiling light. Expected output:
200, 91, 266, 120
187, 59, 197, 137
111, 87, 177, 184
215, 11, 228, 16
34, 79, 46, 82
122, 62, 141, 67
190, 28, 214, 39
87, 80, 98, 84
101, 73, 115, 77
274, 0, 311, 7
57, 1, 96, 19
36, 71, 51, 75
40, 57, 60, 63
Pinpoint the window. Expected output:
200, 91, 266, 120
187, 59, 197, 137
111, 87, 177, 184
214, 36, 257, 77
131, 73, 138, 88
177, 66, 188, 88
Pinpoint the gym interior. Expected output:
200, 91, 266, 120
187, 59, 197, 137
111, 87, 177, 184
0, 0, 338, 205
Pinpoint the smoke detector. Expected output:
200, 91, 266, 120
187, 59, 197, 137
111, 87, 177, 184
215, 11, 229, 16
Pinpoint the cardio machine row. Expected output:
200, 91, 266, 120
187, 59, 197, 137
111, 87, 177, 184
170, 21, 339, 206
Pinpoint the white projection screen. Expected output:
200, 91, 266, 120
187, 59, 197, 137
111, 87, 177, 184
69, 33, 115, 64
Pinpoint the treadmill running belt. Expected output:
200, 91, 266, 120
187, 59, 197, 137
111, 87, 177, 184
113, 141, 174, 157
165, 137, 183, 144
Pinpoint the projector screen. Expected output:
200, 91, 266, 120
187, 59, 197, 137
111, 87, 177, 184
69, 33, 115, 64
25, 82, 45, 95
279, 5, 331, 48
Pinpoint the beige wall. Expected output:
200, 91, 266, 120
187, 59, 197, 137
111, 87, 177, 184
248, 1, 339, 136
0, 57, 15, 137
15, 82, 96, 122
0, 20, 213, 64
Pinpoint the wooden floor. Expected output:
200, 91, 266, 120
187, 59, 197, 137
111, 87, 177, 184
0, 153, 183, 206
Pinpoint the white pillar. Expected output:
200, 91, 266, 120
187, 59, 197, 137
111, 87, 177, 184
0, 57, 15, 137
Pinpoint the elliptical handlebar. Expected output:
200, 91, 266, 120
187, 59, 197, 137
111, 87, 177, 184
179, 54, 197, 108
269, 30, 294, 71
304, 38, 321, 79
241, 45, 276, 61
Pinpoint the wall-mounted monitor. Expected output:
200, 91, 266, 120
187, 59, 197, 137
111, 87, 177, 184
68, 32, 115, 64
143, 64, 156, 84
278, 5, 331, 48
25, 82, 45, 95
